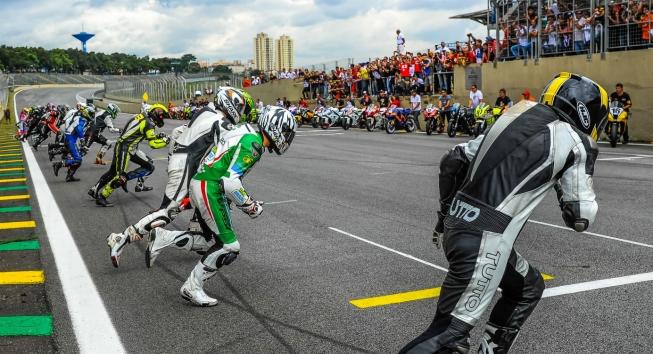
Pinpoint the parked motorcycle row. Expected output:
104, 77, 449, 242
286, 100, 519, 138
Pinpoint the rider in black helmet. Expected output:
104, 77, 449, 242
402, 72, 608, 354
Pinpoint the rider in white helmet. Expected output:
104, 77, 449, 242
105, 87, 257, 268
144, 105, 296, 306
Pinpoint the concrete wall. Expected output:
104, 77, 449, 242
454, 50, 653, 141
244, 80, 303, 105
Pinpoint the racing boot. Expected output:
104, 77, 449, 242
146, 229, 213, 268
135, 177, 153, 192
399, 317, 472, 354
52, 161, 63, 177
65, 165, 80, 182
107, 232, 129, 268
95, 195, 113, 207
88, 185, 98, 199
478, 323, 520, 354
180, 261, 218, 307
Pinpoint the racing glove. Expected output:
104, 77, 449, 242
157, 132, 171, 145
432, 211, 446, 249
237, 199, 263, 218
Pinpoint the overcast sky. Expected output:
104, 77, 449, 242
1, 0, 487, 66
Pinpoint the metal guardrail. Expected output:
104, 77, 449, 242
0, 74, 8, 110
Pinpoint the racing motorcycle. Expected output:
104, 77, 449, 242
293, 107, 316, 128
317, 106, 343, 129
447, 103, 475, 138
473, 103, 503, 137
423, 104, 443, 135
386, 107, 416, 134
364, 104, 380, 132
341, 106, 364, 130
606, 101, 628, 148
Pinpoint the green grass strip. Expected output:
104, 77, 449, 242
0, 172, 24, 177
0, 156, 22, 161
0, 163, 23, 167
0, 206, 31, 213
0, 240, 39, 251
0, 315, 52, 336
0, 186, 27, 191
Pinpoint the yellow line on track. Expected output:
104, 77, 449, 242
0, 270, 45, 285
0, 148, 21, 152
0, 178, 26, 183
0, 194, 30, 201
0, 159, 23, 164
0, 167, 24, 172
0, 220, 36, 230
350, 274, 555, 309
0, 153, 21, 157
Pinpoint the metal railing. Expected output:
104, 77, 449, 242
103, 73, 244, 103
491, 0, 652, 62
0, 74, 8, 111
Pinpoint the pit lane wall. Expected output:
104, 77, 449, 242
454, 50, 653, 142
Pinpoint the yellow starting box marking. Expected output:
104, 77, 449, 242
0, 220, 36, 230
0, 194, 30, 201
350, 274, 555, 309
0, 270, 45, 285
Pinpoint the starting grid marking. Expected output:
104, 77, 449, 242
329, 223, 653, 309
0, 102, 51, 339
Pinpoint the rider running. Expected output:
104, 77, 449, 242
85, 103, 121, 165
609, 83, 632, 144
90, 104, 170, 207
52, 104, 93, 182
144, 105, 297, 306
105, 87, 257, 267
401, 72, 607, 353
32, 103, 60, 150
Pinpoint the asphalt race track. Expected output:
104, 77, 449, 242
11, 86, 653, 353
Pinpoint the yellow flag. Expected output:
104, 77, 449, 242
142, 92, 149, 102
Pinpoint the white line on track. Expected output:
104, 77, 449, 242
328, 227, 449, 272
528, 220, 653, 249
329, 226, 653, 299
264, 199, 298, 205
598, 141, 653, 147
543, 271, 653, 298
596, 156, 648, 161
296, 133, 344, 137
15, 88, 126, 353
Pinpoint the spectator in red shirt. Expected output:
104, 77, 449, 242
399, 58, 410, 78
412, 56, 422, 77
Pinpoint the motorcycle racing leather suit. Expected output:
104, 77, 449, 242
85, 109, 121, 163
92, 113, 167, 200
145, 124, 264, 305
122, 107, 231, 240
401, 100, 599, 354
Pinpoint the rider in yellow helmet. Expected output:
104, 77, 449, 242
90, 103, 170, 207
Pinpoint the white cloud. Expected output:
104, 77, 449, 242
0, 0, 487, 65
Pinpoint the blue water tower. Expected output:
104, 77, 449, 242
72, 31, 95, 53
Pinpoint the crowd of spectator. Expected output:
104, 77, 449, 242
496, 0, 652, 59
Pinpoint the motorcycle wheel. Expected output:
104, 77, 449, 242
447, 121, 456, 138
406, 118, 416, 133
366, 118, 375, 132
386, 121, 396, 134
610, 122, 618, 148
295, 115, 303, 128
426, 119, 433, 135
321, 123, 329, 130
475, 123, 483, 137
312, 118, 319, 128
343, 121, 350, 130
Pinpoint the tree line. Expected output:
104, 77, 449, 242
0, 45, 232, 75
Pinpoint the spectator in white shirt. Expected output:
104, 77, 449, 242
468, 84, 484, 109
410, 90, 422, 130
396, 29, 406, 54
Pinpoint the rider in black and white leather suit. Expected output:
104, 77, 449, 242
400, 73, 609, 354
